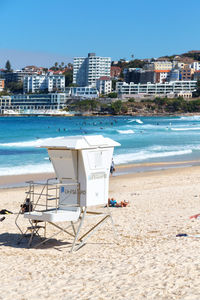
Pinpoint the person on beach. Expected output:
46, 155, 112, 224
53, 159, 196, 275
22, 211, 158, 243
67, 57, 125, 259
108, 198, 129, 207
110, 158, 115, 176
20, 198, 33, 214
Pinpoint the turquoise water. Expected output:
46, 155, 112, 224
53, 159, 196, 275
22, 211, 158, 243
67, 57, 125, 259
1, 115, 200, 176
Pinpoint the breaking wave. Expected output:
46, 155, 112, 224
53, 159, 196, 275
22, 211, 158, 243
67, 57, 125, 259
128, 119, 143, 124
0, 136, 65, 148
0, 163, 54, 176
117, 130, 135, 134
114, 149, 192, 164
171, 127, 200, 131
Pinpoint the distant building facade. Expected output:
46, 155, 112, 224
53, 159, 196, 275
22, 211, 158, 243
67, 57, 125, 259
153, 61, 173, 70
0, 79, 5, 91
116, 81, 197, 98
180, 65, 194, 81
193, 71, 200, 81
167, 68, 180, 82
70, 87, 99, 98
124, 68, 155, 84
0, 93, 67, 114
23, 75, 65, 93
190, 62, 200, 71
22, 65, 45, 74
154, 70, 170, 83
73, 53, 111, 87
145, 61, 173, 71
4, 71, 29, 83
96, 76, 112, 94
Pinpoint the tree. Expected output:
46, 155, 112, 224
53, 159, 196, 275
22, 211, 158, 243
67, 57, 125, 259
6, 81, 23, 93
67, 63, 73, 69
128, 98, 135, 103
107, 92, 118, 98
112, 80, 117, 91
111, 100, 122, 114
5, 60, 12, 72
64, 71, 73, 87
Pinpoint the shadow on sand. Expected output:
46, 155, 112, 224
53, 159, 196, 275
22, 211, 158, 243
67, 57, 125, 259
0, 232, 72, 250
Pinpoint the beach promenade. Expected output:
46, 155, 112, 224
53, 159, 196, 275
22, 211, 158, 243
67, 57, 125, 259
0, 165, 200, 299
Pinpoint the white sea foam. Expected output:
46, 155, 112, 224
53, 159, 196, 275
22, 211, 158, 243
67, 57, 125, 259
114, 149, 192, 164
0, 163, 54, 176
117, 129, 135, 134
136, 119, 143, 124
0, 136, 65, 148
128, 119, 143, 124
148, 144, 200, 152
171, 127, 200, 131
179, 116, 200, 121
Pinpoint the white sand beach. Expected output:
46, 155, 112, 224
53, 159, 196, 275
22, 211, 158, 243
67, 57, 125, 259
1, 166, 200, 299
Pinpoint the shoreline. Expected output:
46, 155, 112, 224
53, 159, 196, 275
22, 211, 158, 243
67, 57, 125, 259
1, 112, 200, 117
1, 159, 200, 188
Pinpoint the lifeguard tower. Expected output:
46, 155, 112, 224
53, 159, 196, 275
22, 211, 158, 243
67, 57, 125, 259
16, 135, 120, 252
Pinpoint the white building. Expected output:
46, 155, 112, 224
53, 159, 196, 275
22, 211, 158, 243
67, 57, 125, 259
0, 93, 67, 114
116, 81, 197, 98
70, 87, 99, 98
23, 74, 65, 93
73, 53, 111, 87
191, 62, 200, 71
96, 76, 112, 94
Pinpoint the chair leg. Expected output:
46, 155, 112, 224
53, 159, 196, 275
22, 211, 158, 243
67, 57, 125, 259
106, 205, 118, 241
71, 221, 76, 236
28, 227, 35, 248
70, 208, 87, 253
17, 228, 29, 245
74, 215, 109, 251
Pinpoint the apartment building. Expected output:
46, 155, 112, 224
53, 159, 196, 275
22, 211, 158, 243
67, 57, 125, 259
145, 61, 173, 71
22, 65, 44, 74
0, 79, 5, 92
191, 62, 200, 71
70, 87, 99, 98
193, 71, 200, 81
154, 70, 170, 83
124, 68, 155, 84
23, 74, 65, 93
96, 76, 112, 94
153, 61, 173, 70
116, 81, 197, 98
180, 65, 194, 81
0, 93, 67, 114
3, 71, 31, 83
73, 53, 111, 87
167, 68, 180, 82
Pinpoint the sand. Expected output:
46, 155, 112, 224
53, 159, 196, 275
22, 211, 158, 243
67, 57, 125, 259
1, 166, 200, 299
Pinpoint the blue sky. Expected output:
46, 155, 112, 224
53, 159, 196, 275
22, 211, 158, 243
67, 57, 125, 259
0, 0, 200, 68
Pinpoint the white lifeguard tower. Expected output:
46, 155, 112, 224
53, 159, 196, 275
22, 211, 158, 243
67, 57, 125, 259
16, 135, 120, 252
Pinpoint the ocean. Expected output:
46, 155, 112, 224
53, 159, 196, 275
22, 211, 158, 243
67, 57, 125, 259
1, 115, 200, 176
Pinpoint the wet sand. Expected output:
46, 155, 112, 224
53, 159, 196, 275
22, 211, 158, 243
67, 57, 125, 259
1, 160, 200, 188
